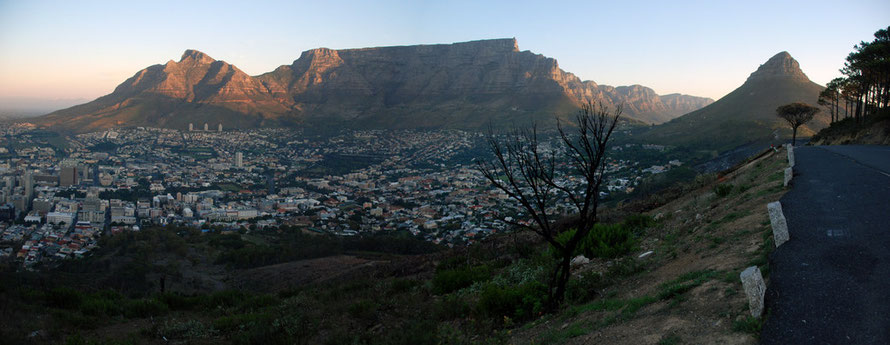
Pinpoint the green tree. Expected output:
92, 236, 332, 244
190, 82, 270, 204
776, 102, 820, 146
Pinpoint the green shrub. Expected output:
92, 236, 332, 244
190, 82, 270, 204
347, 299, 377, 320
81, 297, 121, 317
622, 214, 655, 232
732, 315, 763, 335
45, 287, 84, 309
122, 298, 169, 318
213, 312, 272, 333
155, 292, 201, 310
714, 184, 734, 197
158, 318, 218, 340
477, 281, 547, 321
580, 223, 637, 259
203, 290, 246, 309
433, 294, 471, 320
555, 223, 637, 260
565, 270, 605, 304
431, 265, 491, 294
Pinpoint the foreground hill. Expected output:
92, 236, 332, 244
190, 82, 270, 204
34, 39, 712, 133
637, 52, 827, 153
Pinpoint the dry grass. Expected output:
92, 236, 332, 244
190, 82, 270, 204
512, 147, 790, 345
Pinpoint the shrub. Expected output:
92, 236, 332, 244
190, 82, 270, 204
477, 281, 547, 321
622, 214, 655, 232
433, 294, 471, 320
122, 298, 169, 318
347, 299, 377, 320
565, 270, 605, 304
713, 184, 734, 197
45, 287, 84, 309
431, 265, 491, 294
158, 319, 218, 340
580, 223, 637, 259
80, 297, 121, 317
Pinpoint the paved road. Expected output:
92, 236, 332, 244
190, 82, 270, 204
761, 145, 890, 344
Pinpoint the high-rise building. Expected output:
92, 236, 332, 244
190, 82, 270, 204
218, 123, 223, 132
189, 123, 193, 131
60, 166, 77, 186
235, 152, 243, 168
204, 123, 209, 131
23, 171, 33, 199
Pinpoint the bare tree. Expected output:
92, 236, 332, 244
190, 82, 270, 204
477, 101, 621, 310
776, 102, 820, 146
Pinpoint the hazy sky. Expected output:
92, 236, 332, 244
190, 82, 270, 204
1, 0, 888, 108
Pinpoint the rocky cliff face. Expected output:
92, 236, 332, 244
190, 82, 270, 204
37, 39, 713, 132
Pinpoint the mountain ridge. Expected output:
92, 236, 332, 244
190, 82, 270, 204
34, 39, 713, 132
637, 51, 828, 154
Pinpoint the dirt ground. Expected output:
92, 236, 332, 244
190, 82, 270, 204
512, 147, 790, 344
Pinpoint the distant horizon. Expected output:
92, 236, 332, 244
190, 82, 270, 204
1, 0, 888, 112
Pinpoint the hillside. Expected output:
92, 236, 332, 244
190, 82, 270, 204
32, 39, 712, 133
0, 147, 791, 344
810, 109, 890, 145
637, 52, 827, 153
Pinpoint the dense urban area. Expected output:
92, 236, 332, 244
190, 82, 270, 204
0, 122, 687, 269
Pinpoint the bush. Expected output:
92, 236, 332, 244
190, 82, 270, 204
713, 184, 734, 197
433, 294, 471, 320
584, 223, 637, 259
565, 270, 605, 304
477, 281, 547, 321
622, 214, 655, 232
122, 298, 169, 318
45, 287, 84, 309
347, 299, 377, 320
431, 265, 491, 294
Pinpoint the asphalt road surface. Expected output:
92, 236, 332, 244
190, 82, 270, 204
761, 145, 890, 344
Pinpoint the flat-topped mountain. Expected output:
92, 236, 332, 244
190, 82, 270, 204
35, 39, 713, 132
637, 51, 828, 152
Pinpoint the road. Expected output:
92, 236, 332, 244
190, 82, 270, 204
761, 145, 890, 344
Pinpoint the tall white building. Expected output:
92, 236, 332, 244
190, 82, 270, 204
204, 123, 208, 131
235, 152, 243, 168
218, 123, 223, 132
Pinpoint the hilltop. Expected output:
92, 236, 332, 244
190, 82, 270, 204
32, 39, 712, 133
637, 52, 827, 154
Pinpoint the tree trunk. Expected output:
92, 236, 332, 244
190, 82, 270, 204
792, 126, 798, 146
552, 253, 572, 310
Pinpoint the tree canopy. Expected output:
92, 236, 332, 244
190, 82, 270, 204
776, 102, 820, 145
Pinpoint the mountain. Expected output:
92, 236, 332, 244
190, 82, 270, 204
636, 52, 827, 153
34, 39, 712, 133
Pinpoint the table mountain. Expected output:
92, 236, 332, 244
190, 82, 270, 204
34, 39, 713, 133
637, 51, 828, 152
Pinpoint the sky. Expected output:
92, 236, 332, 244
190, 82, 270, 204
0, 0, 888, 112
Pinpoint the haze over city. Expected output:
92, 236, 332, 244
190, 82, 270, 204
1, 0, 888, 114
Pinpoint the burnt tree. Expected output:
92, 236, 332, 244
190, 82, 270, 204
478, 101, 621, 310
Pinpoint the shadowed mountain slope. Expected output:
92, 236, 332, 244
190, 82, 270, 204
637, 52, 827, 152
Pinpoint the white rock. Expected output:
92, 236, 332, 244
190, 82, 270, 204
783, 167, 793, 187
570, 255, 590, 267
638, 251, 654, 259
785, 144, 795, 167
740, 266, 766, 318
767, 201, 790, 247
